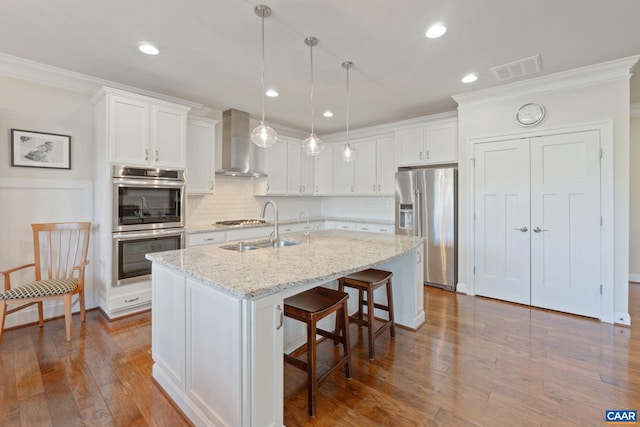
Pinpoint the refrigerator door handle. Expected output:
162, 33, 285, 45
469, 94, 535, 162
414, 189, 421, 237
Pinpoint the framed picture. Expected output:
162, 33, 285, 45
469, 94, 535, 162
11, 129, 71, 169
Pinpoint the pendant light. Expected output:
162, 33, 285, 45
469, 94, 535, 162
339, 61, 356, 162
250, 4, 278, 148
302, 36, 324, 156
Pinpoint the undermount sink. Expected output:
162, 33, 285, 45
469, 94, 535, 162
220, 238, 301, 252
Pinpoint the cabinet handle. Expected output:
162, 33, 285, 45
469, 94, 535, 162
204, 237, 215, 241
125, 297, 139, 303
145, 149, 149, 161
210, 181, 214, 190
417, 251, 422, 263
361, 227, 369, 230
378, 184, 381, 192
373, 184, 376, 192
350, 184, 354, 193
155, 150, 159, 162
266, 183, 270, 192
276, 305, 284, 330
299, 184, 302, 193
315, 185, 318, 193
419, 151, 422, 160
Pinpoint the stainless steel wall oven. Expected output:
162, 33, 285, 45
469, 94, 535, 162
111, 166, 186, 286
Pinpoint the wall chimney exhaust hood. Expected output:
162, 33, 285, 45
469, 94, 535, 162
216, 109, 267, 177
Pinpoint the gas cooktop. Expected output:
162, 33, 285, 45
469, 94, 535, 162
215, 219, 269, 226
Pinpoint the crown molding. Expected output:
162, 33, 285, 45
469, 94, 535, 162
0, 52, 207, 112
631, 103, 640, 118
452, 55, 640, 108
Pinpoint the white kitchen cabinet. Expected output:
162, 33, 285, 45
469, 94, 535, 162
280, 220, 324, 234
334, 220, 356, 231
254, 139, 288, 195
286, 139, 315, 195
96, 87, 190, 168
151, 264, 283, 427
226, 226, 272, 242
332, 145, 355, 195
186, 117, 217, 195
314, 146, 333, 195
355, 222, 394, 234
353, 136, 396, 196
188, 230, 226, 247
395, 118, 457, 166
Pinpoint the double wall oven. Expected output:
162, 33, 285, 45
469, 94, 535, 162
112, 166, 185, 286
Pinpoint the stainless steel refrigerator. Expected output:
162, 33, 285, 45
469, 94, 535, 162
395, 167, 457, 291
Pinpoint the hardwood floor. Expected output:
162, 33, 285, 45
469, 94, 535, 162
1, 284, 639, 426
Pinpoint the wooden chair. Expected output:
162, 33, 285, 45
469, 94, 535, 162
0, 222, 91, 346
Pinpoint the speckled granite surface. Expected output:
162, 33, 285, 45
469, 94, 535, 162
147, 230, 422, 299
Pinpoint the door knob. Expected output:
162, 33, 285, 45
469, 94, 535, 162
533, 227, 545, 233
514, 226, 528, 232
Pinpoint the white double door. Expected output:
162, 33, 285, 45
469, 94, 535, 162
474, 130, 601, 318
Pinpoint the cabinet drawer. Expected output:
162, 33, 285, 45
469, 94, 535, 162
109, 288, 152, 313
356, 223, 394, 234
189, 231, 226, 246
334, 221, 356, 231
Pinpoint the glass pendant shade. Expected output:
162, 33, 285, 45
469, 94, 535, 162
302, 133, 324, 155
340, 143, 356, 162
251, 4, 278, 148
251, 121, 278, 147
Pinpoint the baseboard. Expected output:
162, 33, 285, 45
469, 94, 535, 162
614, 312, 631, 326
629, 273, 640, 283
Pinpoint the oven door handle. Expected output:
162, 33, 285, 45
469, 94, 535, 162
112, 178, 185, 187
113, 229, 185, 240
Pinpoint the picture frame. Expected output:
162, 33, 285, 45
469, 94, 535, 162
11, 129, 71, 169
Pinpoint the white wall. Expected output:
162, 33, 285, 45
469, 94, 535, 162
456, 71, 632, 322
630, 113, 640, 282
0, 75, 95, 328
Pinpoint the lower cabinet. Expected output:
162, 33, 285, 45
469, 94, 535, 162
151, 264, 283, 427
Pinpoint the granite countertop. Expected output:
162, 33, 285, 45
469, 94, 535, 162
146, 229, 422, 299
188, 216, 394, 234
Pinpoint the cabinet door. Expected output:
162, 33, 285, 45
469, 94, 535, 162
333, 146, 355, 195
353, 140, 377, 195
313, 147, 333, 195
250, 292, 284, 426
187, 118, 217, 195
301, 149, 315, 195
152, 104, 187, 168
376, 137, 396, 195
395, 127, 423, 166
263, 140, 288, 195
424, 121, 456, 164
108, 95, 149, 166
287, 140, 302, 195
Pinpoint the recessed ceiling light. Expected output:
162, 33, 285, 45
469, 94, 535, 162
425, 24, 447, 39
266, 89, 278, 97
462, 73, 478, 83
139, 43, 159, 55
323, 110, 334, 118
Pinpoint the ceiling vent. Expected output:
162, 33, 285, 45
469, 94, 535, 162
491, 55, 542, 82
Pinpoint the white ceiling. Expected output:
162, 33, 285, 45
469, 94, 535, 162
2, 0, 640, 134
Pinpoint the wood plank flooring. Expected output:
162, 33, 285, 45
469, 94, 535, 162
1, 284, 638, 426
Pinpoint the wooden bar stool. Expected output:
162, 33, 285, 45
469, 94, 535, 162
338, 269, 395, 360
284, 286, 352, 418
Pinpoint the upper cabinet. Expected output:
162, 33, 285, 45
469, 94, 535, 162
395, 118, 457, 167
286, 138, 314, 195
333, 145, 355, 195
95, 87, 190, 168
313, 146, 333, 195
187, 117, 217, 195
254, 139, 288, 195
353, 136, 395, 196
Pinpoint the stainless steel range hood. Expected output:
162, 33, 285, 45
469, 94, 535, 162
215, 109, 267, 177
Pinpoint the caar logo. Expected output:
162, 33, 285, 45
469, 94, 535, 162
605, 410, 637, 424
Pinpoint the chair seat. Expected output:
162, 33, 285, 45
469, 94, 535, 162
0, 278, 78, 300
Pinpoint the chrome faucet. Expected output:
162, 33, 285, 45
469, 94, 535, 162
259, 200, 279, 246
299, 211, 310, 243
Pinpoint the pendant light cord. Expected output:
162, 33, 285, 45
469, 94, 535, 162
309, 43, 315, 135
260, 13, 266, 124
346, 64, 350, 144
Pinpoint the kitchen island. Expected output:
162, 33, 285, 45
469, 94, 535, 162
147, 230, 424, 427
